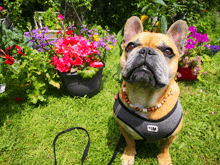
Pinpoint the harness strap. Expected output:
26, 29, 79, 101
53, 127, 124, 165
114, 94, 183, 142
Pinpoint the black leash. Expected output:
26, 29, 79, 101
53, 127, 124, 165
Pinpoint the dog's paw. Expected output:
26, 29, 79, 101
157, 153, 172, 165
121, 154, 134, 165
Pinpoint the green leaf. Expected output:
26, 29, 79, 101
117, 27, 124, 48
49, 80, 60, 89
152, 0, 167, 7
141, 6, 147, 13
160, 15, 167, 34
77, 67, 98, 79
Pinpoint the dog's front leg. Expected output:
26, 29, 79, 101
118, 124, 136, 165
157, 136, 176, 165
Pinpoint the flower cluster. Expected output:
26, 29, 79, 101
51, 35, 104, 73
205, 44, 220, 55
177, 26, 209, 78
87, 29, 117, 55
0, 45, 25, 65
185, 26, 209, 50
56, 24, 117, 58
24, 27, 57, 52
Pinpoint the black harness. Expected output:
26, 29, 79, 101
113, 94, 183, 142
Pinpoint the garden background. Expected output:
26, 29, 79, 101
0, 0, 220, 164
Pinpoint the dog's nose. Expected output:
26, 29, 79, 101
139, 47, 156, 57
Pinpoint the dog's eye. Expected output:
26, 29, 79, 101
126, 43, 135, 51
164, 48, 173, 56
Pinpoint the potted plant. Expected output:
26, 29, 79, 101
25, 17, 117, 97
177, 26, 209, 80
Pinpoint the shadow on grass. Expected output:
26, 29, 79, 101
106, 116, 161, 161
0, 83, 69, 126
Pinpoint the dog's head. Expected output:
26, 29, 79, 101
120, 16, 188, 88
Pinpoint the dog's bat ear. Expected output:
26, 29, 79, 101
167, 20, 188, 57
121, 16, 143, 50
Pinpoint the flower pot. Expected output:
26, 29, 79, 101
177, 66, 197, 81
58, 65, 104, 97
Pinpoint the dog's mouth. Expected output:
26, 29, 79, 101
132, 65, 152, 74
122, 65, 166, 88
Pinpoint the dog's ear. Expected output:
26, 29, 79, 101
167, 20, 188, 57
121, 16, 143, 50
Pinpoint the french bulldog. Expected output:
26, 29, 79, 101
113, 16, 188, 165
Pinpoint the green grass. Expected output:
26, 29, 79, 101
1, 20, 220, 165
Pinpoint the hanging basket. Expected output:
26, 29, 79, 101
58, 65, 105, 97
177, 66, 197, 81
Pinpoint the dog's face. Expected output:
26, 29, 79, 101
120, 17, 188, 88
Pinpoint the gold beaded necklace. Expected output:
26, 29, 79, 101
122, 83, 174, 112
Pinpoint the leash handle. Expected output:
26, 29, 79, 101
53, 127, 90, 165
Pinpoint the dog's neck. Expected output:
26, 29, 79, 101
119, 79, 179, 119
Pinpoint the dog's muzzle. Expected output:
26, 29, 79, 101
121, 47, 169, 88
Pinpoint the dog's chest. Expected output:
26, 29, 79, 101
127, 86, 164, 109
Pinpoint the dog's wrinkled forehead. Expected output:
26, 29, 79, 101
126, 32, 179, 56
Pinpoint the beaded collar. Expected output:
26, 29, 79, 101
122, 83, 174, 112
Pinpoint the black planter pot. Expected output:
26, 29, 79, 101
58, 65, 104, 97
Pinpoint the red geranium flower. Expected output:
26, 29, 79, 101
73, 57, 83, 66
66, 29, 73, 35
15, 45, 25, 56
89, 62, 104, 68
204, 10, 206, 13
5, 55, 14, 65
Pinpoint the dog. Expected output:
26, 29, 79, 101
113, 16, 188, 165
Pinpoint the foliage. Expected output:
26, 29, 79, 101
35, 8, 63, 30
86, 0, 138, 32
0, 45, 60, 104
2, 0, 61, 31
0, 23, 32, 52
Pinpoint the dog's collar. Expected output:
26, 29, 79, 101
121, 82, 174, 112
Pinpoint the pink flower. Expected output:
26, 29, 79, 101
204, 71, 207, 75
89, 62, 104, 68
211, 111, 215, 114
86, 58, 91, 63
0, 6, 3, 11
52, 36, 100, 72
73, 57, 83, 66
58, 14, 64, 21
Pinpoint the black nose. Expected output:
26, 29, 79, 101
139, 47, 156, 57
